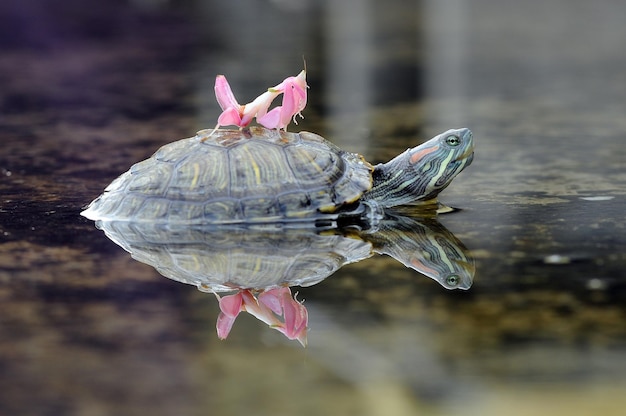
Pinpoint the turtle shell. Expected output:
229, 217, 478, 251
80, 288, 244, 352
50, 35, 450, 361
82, 127, 374, 224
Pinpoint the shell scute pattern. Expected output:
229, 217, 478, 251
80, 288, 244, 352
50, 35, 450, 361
169, 201, 206, 222
228, 139, 299, 199
204, 200, 241, 223
128, 161, 172, 195
154, 137, 198, 163
241, 197, 280, 220
284, 142, 343, 188
104, 173, 127, 193
277, 191, 318, 218
112, 194, 145, 219
136, 198, 170, 221
334, 152, 372, 204
193, 128, 373, 222
84, 127, 374, 223
167, 151, 228, 202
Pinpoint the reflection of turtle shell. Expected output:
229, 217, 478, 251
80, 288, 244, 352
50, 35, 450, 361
82, 127, 373, 224
97, 222, 373, 292
96, 209, 475, 292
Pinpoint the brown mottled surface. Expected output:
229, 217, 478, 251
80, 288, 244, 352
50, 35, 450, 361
1, 0, 625, 415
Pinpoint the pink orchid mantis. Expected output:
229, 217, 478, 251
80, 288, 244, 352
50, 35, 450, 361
215, 287, 308, 346
213, 70, 307, 131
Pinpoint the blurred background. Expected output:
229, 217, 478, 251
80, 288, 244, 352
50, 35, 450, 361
1, 0, 625, 415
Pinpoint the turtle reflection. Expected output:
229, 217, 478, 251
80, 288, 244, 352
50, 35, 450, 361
95, 210, 474, 345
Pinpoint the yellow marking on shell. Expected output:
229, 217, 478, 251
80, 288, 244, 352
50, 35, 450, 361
252, 257, 262, 272
190, 163, 200, 188
318, 203, 338, 213
190, 253, 201, 271
298, 148, 325, 174
243, 145, 262, 184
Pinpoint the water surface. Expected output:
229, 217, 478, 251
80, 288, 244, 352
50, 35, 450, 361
1, 0, 625, 415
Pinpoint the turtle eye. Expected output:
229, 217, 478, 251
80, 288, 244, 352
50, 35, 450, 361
445, 135, 461, 146
446, 274, 460, 287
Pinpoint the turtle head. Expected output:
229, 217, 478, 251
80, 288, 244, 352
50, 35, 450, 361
367, 128, 474, 207
406, 128, 474, 198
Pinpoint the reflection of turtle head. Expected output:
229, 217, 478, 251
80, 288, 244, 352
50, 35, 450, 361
407, 236, 475, 290
372, 214, 475, 290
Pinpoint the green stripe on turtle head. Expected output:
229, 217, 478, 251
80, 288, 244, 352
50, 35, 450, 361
366, 128, 474, 208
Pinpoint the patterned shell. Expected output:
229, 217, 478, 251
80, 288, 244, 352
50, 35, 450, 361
82, 127, 374, 224
96, 221, 374, 292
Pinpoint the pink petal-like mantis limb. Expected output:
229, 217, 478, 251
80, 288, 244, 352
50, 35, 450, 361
278, 291, 308, 340
212, 75, 246, 131
257, 287, 288, 315
241, 290, 282, 328
216, 313, 238, 340
217, 107, 244, 128
217, 292, 243, 317
214, 75, 241, 111
256, 106, 284, 130
244, 90, 280, 121
212, 70, 308, 132
215, 292, 244, 339
257, 70, 308, 130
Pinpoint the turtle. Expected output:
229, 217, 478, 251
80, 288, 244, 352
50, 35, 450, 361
81, 126, 474, 226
